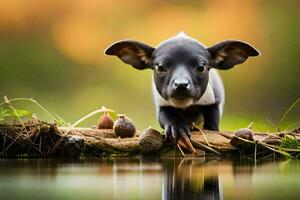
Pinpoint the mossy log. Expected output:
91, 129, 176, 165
0, 122, 299, 159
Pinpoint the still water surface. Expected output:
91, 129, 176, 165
0, 158, 299, 200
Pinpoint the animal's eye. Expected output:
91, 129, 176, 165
155, 64, 167, 73
197, 62, 207, 73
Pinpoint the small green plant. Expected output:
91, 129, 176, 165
0, 108, 33, 122
0, 96, 116, 129
0, 108, 11, 121
279, 136, 300, 159
277, 97, 300, 131
280, 136, 300, 149
0, 97, 61, 124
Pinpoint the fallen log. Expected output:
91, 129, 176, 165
0, 121, 299, 159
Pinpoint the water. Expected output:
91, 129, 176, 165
0, 158, 299, 200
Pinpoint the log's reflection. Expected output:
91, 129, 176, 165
161, 158, 222, 200
0, 157, 291, 200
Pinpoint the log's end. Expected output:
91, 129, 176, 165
139, 128, 163, 155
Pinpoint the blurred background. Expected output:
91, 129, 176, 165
0, 0, 299, 131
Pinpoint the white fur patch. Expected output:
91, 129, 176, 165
194, 83, 216, 105
152, 80, 216, 109
209, 69, 225, 117
152, 69, 225, 117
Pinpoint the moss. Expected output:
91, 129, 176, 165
280, 136, 300, 149
280, 136, 300, 158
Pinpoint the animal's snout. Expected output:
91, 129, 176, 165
168, 66, 194, 100
173, 78, 190, 91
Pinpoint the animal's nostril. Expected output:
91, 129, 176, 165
173, 79, 190, 90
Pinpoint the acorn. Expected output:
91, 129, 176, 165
113, 114, 136, 138
98, 110, 114, 129
139, 127, 163, 155
230, 128, 254, 146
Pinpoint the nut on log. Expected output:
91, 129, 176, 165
139, 127, 163, 155
113, 114, 136, 138
98, 111, 114, 129
230, 128, 254, 146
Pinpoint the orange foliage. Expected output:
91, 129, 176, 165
0, 0, 268, 74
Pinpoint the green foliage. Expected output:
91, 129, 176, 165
280, 136, 300, 158
0, 107, 33, 122
0, 97, 117, 130
12, 109, 33, 118
0, 108, 10, 121
107, 110, 117, 120
280, 136, 300, 149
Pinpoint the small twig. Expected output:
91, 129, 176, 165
247, 122, 254, 129
0, 97, 38, 153
49, 137, 64, 154
72, 107, 114, 128
278, 97, 300, 131
193, 124, 211, 146
190, 139, 221, 155
177, 137, 197, 154
4, 96, 28, 135
261, 142, 300, 152
233, 135, 256, 144
232, 134, 296, 157
63, 107, 114, 136
260, 143, 293, 158
176, 144, 186, 157
2, 98, 55, 154
0, 133, 24, 153
1, 97, 60, 122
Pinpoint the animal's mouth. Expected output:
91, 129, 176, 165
170, 90, 193, 100
169, 97, 194, 108
168, 90, 195, 108
173, 95, 189, 100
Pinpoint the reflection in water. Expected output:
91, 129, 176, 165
0, 158, 299, 200
162, 158, 222, 200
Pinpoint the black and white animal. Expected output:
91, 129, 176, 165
105, 33, 260, 141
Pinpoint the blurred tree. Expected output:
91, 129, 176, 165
0, 0, 299, 130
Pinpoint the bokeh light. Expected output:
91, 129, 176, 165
0, 0, 299, 131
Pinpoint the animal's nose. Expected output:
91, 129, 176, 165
173, 79, 190, 90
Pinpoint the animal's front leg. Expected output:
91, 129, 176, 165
202, 104, 220, 131
158, 106, 191, 141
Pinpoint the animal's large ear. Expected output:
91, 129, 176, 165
105, 40, 155, 70
207, 40, 260, 70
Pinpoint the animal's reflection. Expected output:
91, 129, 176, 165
160, 158, 222, 200
109, 157, 223, 199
